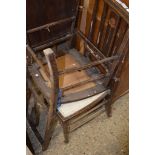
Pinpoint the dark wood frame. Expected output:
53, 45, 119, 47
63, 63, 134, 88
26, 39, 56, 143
26, 0, 129, 152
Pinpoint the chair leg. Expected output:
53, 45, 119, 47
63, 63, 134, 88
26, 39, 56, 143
105, 100, 112, 117
42, 103, 57, 151
42, 117, 57, 151
63, 122, 69, 143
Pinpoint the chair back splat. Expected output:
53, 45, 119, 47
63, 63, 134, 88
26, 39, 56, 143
26, 0, 129, 152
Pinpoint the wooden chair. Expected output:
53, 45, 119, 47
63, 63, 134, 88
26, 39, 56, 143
26, 0, 129, 151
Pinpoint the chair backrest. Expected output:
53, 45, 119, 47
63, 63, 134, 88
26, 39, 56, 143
77, 0, 129, 91
40, 0, 129, 99
26, 0, 80, 48
78, 0, 129, 56
27, 0, 129, 104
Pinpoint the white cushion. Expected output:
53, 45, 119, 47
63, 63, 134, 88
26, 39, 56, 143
58, 91, 110, 117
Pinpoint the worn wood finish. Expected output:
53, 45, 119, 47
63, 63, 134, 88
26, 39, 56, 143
29, 59, 99, 104
112, 51, 128, 100
26, 133, 34, 155
110, 19, 128, 56
57, 94, 109, 143
26, 0, 129, 149
111, 30, 129, 100
96, 2, 108, 47
27, 45, 51, 84
108, 28, 129, 88
27, 79, 45, 110
59, 55, 119, 75
105, 28, 129, 117
63, 121, 69, 143
75, 31, 109, 78
27, 49, 59, 151
106, 15, 121, 56
26, 119, 44, 144
88, 0, 99, 41
104, 0, 129, 24
26, 85, 44, 154
61, 73, 110, 92
59, 0, 129, 142
77, 0, 129, 100
28, 65, 51, 100
33, 33, 73, 51
27, 0, 80, 47
77, 30, 106, 58
69, 106, 105, 132
56, 52, 96, 95
43, 48, 59, 110
42, 49, 60, 150
85, 45, 109, 73
62, 85, 107, 103
27, 16, 76, 34
69, 100, 106, 124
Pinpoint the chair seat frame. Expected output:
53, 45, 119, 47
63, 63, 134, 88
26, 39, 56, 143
26, 0, 129, 152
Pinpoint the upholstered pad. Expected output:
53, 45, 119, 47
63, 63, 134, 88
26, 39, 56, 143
58, 90, 110, 117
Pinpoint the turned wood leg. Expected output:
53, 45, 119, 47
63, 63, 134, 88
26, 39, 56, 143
42, 116, 57, 151
42, 102, 57, 151
63, 122, 69, 143
105, 100, 112, 117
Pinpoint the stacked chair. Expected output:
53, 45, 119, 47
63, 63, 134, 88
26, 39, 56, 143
26, 0, 129, 153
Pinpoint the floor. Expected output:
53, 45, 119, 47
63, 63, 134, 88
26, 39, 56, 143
42, 93, 129, 155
